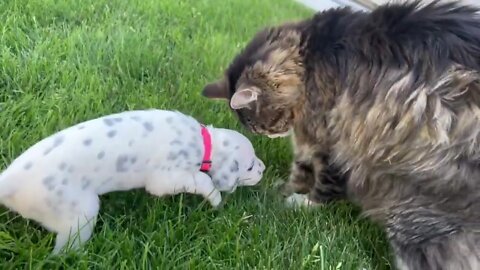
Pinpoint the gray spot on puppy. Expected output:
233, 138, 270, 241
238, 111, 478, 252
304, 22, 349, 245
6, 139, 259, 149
212, 178, 221, 187
68, 166, 75, 173
223, 140, 229, 147
45, 198, 54, 208
56, 190, 63, 197
130, 116, 141, 122
230, 160, 239, 173
116, 155, 129, 172
195, 148, 202, 158
143, 122, 154, 132
58, 162, 67, 171
166, 117, 173, 124
78, 125, 85, 130
107, 130, 117, 138
44, 136, 64, 155
103, 118, 114, 126
62, 178, 68, 185
113, 117, 122, 123
170, 140, 182, 146
53, 136, 64, 147
235, 146, 240, 150
97, 151, 105, 159
178, 150, 188, 159
81, 176, 91, 190
43, 176, 55, 191
83, 138, 92, 146
128, 140, 134, 147
71, 201, 78, 208
24, 162, 33, 170
167, 150, 189, 161
130, 157, 137, 164
167, 152, 177, 160
43, 176, 54, 184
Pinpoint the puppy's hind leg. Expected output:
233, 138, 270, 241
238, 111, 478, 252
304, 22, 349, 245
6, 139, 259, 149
52, 192, 100, 254
145, 171, 222, 207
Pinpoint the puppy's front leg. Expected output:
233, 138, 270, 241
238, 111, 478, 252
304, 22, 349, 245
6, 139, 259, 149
145, 171, 222, 207
191, 172, 222, 207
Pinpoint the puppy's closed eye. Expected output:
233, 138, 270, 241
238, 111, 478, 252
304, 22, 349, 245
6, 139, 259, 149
247, 160, 255, 171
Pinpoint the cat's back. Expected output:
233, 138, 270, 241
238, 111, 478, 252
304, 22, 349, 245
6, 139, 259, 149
306, 1, 480, 70
318, 3, 480, 178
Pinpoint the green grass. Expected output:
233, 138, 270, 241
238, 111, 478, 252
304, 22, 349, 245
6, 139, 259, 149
0, 0, 391, 269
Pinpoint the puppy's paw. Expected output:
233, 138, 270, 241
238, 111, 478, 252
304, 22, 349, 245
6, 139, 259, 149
285, 193, 321, 209
207, 191, 223, 209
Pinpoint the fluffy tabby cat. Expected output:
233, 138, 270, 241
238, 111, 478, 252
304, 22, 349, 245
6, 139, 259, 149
201, 1, 480, 269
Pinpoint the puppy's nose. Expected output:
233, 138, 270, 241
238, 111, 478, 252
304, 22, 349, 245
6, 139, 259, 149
258, 159, 265, 170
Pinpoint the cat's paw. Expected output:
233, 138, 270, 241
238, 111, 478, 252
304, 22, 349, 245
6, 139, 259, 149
285, 193, 321, 208
272, 179, 297, 198
272, 179, 287, 189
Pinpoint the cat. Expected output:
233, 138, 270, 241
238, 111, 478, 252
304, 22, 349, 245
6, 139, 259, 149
201, 1, 480, 269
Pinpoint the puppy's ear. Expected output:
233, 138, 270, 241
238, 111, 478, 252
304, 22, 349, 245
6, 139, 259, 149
230, 88, 259, 109
202, 78, 229, 99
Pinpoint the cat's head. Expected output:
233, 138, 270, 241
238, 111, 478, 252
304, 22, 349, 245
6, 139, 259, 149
202, 25, 305, 138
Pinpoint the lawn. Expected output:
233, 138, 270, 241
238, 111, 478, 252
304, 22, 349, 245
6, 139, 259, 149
0, 0, 392, 269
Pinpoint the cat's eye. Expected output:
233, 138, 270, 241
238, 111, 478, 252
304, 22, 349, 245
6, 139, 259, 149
247, 161, 255, 171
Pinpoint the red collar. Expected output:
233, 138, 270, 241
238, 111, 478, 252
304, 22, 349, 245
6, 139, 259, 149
200, 125, 212, 173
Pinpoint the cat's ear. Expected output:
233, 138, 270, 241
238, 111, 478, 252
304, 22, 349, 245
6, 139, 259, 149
202, 79, 229, 99
230, 88, 259, 109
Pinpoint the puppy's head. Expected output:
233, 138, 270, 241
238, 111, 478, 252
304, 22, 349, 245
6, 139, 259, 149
208, 128, 265, 193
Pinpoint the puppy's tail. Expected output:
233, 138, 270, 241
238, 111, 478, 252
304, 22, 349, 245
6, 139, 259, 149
0, 172, 17, 200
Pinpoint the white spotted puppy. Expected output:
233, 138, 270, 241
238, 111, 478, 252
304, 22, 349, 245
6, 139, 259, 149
0, 109, 265, 254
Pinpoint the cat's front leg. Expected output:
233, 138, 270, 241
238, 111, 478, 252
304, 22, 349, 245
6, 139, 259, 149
308, 153, 347, 203
308, 152, 347, 203
281, 154, 318, 208
280, 158, 315, 197
284, 152, 347, 207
